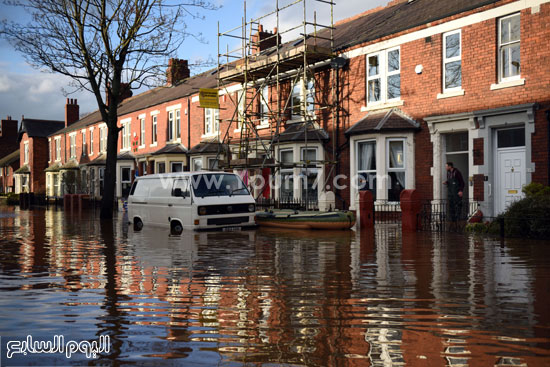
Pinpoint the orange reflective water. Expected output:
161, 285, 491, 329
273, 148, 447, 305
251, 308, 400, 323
0, 206, 549, 366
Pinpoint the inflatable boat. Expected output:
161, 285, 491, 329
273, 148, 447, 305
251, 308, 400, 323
255, 210, 356, 230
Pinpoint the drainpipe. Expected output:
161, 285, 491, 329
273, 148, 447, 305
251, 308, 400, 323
187, 97, 191, 172
546, 109, 550, 186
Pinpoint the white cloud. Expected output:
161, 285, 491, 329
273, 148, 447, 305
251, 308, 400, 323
0, 67, 98, 121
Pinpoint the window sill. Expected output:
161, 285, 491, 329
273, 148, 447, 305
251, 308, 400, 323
437, 89, 465, 99
287, 116, 316, 124
257, 124, 270, 130
490, 78, 525, 90
201, 133, 218, 139
361, 100, 404, 112
150, 143, 158, 148
138, 145, 146, 149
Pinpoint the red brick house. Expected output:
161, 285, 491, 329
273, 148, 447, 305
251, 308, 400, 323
31, 0, 548, 219
0, 116, 19, 193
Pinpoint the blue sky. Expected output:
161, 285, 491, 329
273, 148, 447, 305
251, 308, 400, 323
0, 0, 388, 122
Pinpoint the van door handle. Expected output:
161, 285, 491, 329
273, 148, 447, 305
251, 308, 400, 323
168, 204, 173, 207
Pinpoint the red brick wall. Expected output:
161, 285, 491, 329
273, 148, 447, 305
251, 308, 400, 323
473, 138, 484, 166
473, 174, 485, 201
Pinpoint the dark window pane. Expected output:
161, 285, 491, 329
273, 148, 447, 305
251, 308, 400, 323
358, 172, 377, 200
387, 49, 399, 72
445, 132, 468, 152
358, 141, 376, 171
445, 60, 462, 89
387, 74, 400, 99
368, 55, 379, 76
445, 33, 460, 58
388, 172, 405, 202
497, 128, 525, 148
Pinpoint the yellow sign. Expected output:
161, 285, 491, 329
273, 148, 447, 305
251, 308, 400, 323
199, 88, 219, 109
508, 190, 518, 194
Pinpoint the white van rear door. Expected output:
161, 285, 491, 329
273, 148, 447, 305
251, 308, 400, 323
170, 178, 192, 226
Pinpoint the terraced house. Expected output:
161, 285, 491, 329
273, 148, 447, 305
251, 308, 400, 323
15, 0, 549, 220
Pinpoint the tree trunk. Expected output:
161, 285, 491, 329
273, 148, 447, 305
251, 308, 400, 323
100, 111, 120, 219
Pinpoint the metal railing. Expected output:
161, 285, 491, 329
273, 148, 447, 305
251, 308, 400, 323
256, 197, 319, 211
419, 200, 479, 232
373, 200, 402, 224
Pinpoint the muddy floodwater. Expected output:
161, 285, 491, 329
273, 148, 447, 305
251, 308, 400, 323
0, 206, 549, 366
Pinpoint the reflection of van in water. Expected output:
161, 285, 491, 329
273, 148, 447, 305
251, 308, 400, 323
128, 172, 256, 232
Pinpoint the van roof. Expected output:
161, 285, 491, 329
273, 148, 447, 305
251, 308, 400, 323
135, 171, 237, 180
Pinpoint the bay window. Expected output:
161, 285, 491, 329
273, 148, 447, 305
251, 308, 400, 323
357, 140, 377, 199
387, 139, 405, 202
279, 149, 294, 200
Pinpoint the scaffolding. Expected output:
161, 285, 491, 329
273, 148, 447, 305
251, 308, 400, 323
216, 0, 337, 202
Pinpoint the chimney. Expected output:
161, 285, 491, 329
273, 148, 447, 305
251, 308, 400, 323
105, 83, 133, 106
65, 99, 80, 128
251, 24, 281, 55
166, 58, 190, 86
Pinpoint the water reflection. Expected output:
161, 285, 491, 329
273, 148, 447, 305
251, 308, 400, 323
0, 206, 549, 366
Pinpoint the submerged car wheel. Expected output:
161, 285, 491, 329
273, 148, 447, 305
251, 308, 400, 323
134, 218, 144, 231
171, 221, 183, 235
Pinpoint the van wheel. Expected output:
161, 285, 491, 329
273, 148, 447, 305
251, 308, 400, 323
134, 218, 144, 231
171, 221, 183, 235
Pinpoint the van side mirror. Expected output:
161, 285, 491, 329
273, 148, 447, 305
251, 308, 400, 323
173, 188, 185, 197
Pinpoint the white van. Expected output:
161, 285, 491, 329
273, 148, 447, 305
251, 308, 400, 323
128, 172, 256, 232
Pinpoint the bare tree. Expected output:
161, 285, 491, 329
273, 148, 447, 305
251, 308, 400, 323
1, 0, 217, 218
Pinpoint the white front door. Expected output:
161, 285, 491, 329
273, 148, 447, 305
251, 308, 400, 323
496, 148, 526, 215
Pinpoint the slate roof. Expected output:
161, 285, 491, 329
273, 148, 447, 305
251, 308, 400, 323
85, 153, 106, 166
188, 140, 227, 155
0, 149, 19, 166
44, 162, 62, 172
151, 143, 188, 155
51, 0, 498, 136
19, 119, 64, 142
277, 123, 329, 143
14, 165, 30, 174
117, 151, 136, 161
345, 108, 420, 136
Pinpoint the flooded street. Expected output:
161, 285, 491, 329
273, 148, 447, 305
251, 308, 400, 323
1, 206, 549, 366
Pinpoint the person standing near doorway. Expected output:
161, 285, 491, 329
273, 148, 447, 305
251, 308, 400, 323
444, 162, 465, 227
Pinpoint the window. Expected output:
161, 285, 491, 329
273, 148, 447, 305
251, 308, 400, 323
291, 78, 315, 120
208, 158, 219, 170
175, 110, 181, 140
48, 139, 51, 162
121, 121, 131, 150
204, 108, 219, 135
387, 139, 405, 202
498, 13, 520, 82
82, 130, 87, 156
171, 162, 183, 172
168, 111, 174, 141
443, 30, 461, 91
300, 148, 318, 203
173, 179, 190, 197
99, 127, 107, 153
141, 161, 147, 176
69, 134, 76, 158
89, 128, 94, 155
139, 117, 145, 147
192, 157, 203, 171
157, 162, 166, 174
121, 167, 132, 197
237, 90, 245, 130
367, 47, 400, 104
151, 114, 157, 144
24, 142, 29, 164
280, 149, 294, 200
357, 141, 377, 199
54, 137, 61, 161
497, 127, 525, 148
259, 86, 269, 126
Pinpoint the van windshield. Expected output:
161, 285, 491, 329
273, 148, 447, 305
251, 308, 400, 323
192, 174, 250, 198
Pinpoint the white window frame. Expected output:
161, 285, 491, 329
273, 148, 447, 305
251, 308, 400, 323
204, 108, 219, 136
498, 13, 521, 83
170, 162, 184, 172
290, 78, 315, 121
151, 113, 158, 146
208, 157, 219, 170
168, 110, 174, 141
48, 138, 51, 163
89, 127, 94, 156
175, 109, 181, 140
139, 115, 146, 148
99, 126, 107, 153
366, 46, 401, 105
23, 141, 29, 164
279, 148, 294, 200
386, 138, 406, 202
69, 133, 76, 159
259, 86, 269, 128
81, 130, 87, 156
442, 29, 462, 93
120, 119, 131, 151
54, 137, 61, 162
356, 140, 377, 193
166, 104, 181, 142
